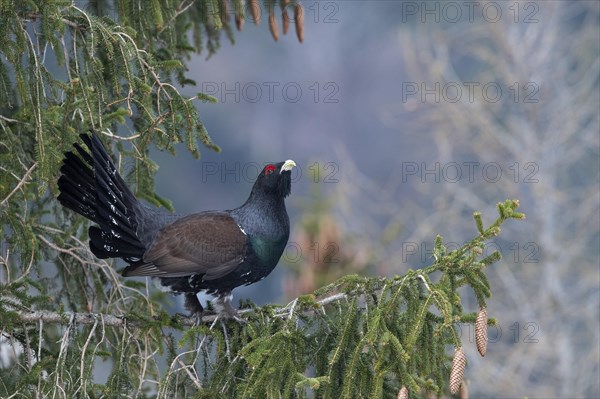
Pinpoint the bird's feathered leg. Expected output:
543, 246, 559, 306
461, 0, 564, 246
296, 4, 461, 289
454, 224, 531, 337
184, 293, 204, 314
183, 292, 208, 325
184, 291, 246, 324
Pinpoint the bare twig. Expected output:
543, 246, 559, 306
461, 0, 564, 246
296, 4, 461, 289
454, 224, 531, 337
0, 115, 20, 123
157, 0, 197, 35
98, 129, 141, 141
0, 162, 37, 208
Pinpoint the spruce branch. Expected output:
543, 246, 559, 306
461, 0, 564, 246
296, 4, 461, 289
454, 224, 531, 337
2, 199, 524, 397
11, 292, 363, 328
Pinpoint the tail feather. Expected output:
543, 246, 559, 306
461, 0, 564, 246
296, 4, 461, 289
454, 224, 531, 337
57, 152, 97, 220
94, 201, 141, 247
73, 142, 94, 165
89, 134, 139, 207
89, 226, 145, 259
58, 132, 146, 260
93, 166, 133, 221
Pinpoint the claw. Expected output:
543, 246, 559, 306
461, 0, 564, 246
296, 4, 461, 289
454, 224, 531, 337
223, 309, 248, 324
182, 292, 247, 324
216, 291, 247, 324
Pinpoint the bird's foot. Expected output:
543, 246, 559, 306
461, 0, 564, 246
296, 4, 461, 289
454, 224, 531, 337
215, 292, 247, 324
218, 307, 247, 324
183, 292, 246, 324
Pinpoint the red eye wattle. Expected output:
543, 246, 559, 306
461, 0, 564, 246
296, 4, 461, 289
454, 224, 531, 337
264, 164, 277, 175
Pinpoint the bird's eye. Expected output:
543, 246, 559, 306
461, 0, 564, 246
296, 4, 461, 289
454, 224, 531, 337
264, 164, 277, 175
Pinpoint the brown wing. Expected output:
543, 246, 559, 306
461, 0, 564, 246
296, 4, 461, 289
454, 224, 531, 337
122, 212, 247, 280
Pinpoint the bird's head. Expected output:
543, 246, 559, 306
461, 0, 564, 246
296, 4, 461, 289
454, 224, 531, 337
253, 160, 296, 199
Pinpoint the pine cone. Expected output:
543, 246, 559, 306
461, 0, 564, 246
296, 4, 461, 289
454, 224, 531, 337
397, 386, 409, 399
236, 14, 244, 31
281, 0, 290, 35
294, 3, 304, 43
250, 0, 260, 24
460, 380, 469, 399
269, 8, 279, 41
475, 307, 488, 357
219, 0, 230, 27
282, 9, 290, 35
450, 347, 466, 394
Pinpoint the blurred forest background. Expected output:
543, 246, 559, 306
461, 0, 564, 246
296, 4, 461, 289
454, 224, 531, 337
1, 0, 598, 397
149, 1, 599, 397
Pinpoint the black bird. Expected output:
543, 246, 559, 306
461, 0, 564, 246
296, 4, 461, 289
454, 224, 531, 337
57, 133, 295, 318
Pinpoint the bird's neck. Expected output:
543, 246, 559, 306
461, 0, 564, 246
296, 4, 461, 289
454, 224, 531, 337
232, 192, 289, 239
244, 188, 286, 212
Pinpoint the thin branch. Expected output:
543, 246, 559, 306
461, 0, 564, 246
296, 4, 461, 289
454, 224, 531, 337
98, 129, 141, 141
14, 292, 355, 328
417, 274, 432, 293
0, 162, 37, 208
0, 115, 20, 123
157, 0, 197, 35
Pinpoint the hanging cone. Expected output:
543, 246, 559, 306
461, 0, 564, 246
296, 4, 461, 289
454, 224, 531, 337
450, 347, 466, 394
236, 13, 244, 31
475, 307, 488, 357
294, 3, 304, 43
281, 0, 290, 34
397, 386, 409, 399
460, 380, 469, 399
282, 9, 290, 35
269, 8, 279, 41
250, 0, 260, 24
219, 0, 230, 28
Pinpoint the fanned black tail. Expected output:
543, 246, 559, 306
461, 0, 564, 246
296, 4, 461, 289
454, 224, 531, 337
58, 133, 146, 260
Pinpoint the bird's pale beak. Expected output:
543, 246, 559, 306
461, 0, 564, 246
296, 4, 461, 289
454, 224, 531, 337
280, 160, 296, 173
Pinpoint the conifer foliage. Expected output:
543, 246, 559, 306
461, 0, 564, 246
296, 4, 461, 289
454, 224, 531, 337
1, 1, 523, 397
